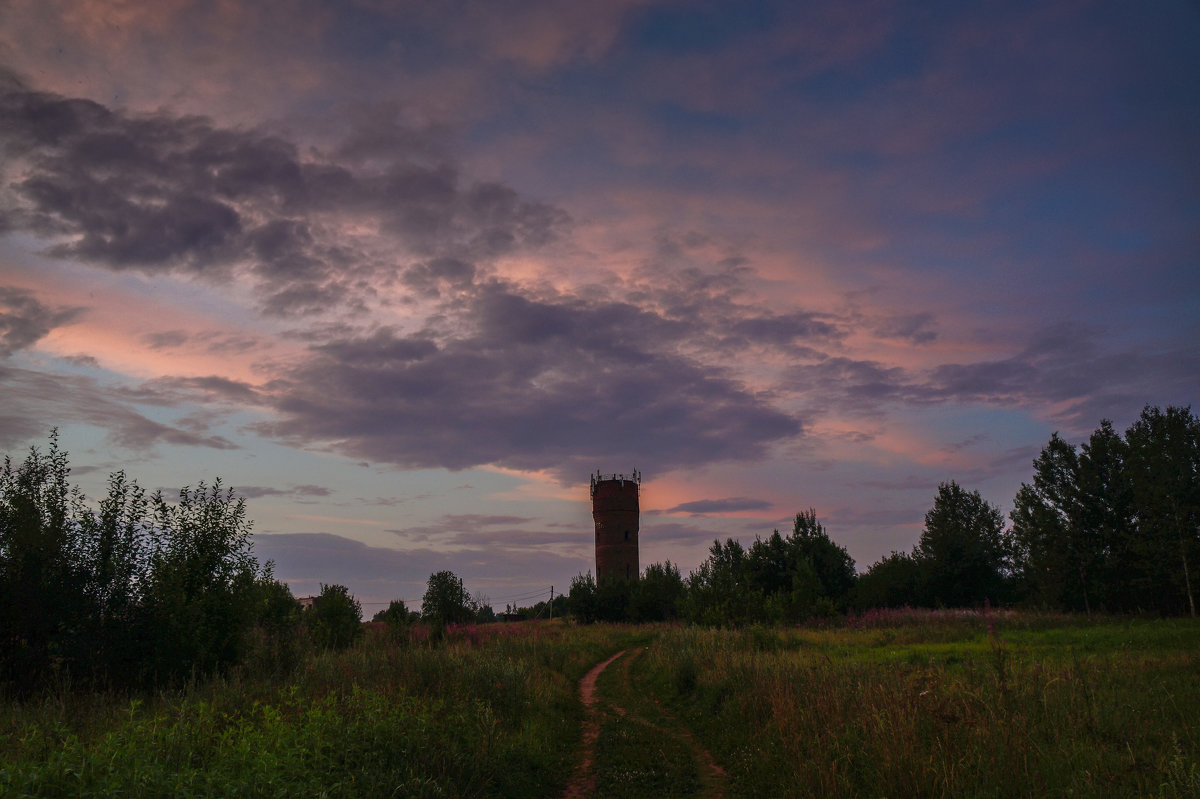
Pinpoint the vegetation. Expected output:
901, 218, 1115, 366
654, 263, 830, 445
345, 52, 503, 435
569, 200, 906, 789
566, 404, 1199, 625
0, 432, 284, 691
1, 615, 1195, 797
306, 583, 363, 651
2, 406, 1198, 793
630, 612, 1200, 798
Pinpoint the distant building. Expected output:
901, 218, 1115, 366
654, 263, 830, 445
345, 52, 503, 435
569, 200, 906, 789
297, 595, 316, 609
590, 471, 640, 581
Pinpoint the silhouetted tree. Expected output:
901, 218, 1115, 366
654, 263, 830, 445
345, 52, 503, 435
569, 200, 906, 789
630, 561, 685, 621
567, 571, 599, 623
307, 583, 362, 650
1124, 405, 1200, 616
916, 481, 1011, 607
854, 550, 921, 609
421, 570, 472, 627
0, 432, 89, 685
141, 480, 259, 680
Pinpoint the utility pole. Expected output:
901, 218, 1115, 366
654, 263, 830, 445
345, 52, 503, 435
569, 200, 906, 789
549, 586, 554, 621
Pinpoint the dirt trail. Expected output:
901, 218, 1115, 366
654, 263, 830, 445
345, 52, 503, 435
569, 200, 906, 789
615, 649, 728, 798
561, 650, 627, 799
562, 647, 727, 799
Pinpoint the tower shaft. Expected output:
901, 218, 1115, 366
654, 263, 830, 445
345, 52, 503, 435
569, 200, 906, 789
591, 472, 640, 581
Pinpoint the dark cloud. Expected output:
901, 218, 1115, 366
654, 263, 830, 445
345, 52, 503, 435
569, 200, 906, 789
787, 323, 1199, 434
0, 285, 82, 355
659, 496, 773, 515
254, 281, 802, 480
118, 375, 262, 406
873, 312, 937, 344
0, 84, 571, 316
142, 330, 190, 349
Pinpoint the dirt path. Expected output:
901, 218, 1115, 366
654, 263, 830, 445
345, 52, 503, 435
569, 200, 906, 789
614, 649, 728, 798
562, 647, 727, 799
561, 650, 627, 799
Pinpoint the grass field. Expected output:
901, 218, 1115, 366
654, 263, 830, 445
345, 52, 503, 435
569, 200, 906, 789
2, 612, 1198, 797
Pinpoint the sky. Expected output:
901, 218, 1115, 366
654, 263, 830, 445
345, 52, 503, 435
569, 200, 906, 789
1, 0, 1197, 613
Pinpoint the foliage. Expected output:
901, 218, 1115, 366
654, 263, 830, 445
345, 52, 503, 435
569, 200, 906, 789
630, 560, 685, 621
915, 480, 1011, 607
421, 569, 473, 628
142, 479, 259, 681
0, 432, 269, 691
243, 566, 303, 676
635, 615, 1200, 798
1010, 405, 1199, 615
683, 510, 856, 626
567, 571, 600, 623
853, 550, 921, 610
306, 583, 363, 650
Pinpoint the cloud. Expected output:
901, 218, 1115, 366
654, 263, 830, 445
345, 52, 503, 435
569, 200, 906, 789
0, 285, 83, 355
252, 531, 591, 603
787, 322, 1200, 434
235, 483, 332, 499
660, 496, 774, 515
0, 83, 570, 316
0, 364, 239, 451
254, 281, 802, 479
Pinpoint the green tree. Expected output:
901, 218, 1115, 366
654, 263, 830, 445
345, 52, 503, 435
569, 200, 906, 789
1125, 405, 1200, 616
245, 566, 302, 674
421, 570, 472, 627
81, 470, 152, 674
854, 550, 921, 609
1010, 433, 1094, 611
788, 509, 857, 608
0, 432, 90, 685
567, 571, 599, 623
683, 538, 754, 626
916, 481, 1010, 607
307, 583, 362, 650
1077, 420, 1135, 611
143, 480, 259, 680
630, 561, 685, 621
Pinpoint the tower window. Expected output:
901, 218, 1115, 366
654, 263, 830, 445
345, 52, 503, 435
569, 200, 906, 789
624, 529, 629, 541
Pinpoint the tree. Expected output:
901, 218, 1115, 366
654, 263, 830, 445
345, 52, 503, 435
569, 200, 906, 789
916, 481, 1010, 607
142, 480, 259, 679
567, 572, 600, 623
788, 509, 856, 608
683, 538, 753, 626
0, 432, 90, 684
854, 551, 921, 609
245, 566, 302, 673
630, 561, 685, 621
1010, 433, 1091, 611
0, 432, 273, 689
307, 583, 362, 650
1124, 406, 1200, 616
421, 570, 472, 627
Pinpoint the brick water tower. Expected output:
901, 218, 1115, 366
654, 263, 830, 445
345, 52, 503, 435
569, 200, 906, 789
590, 470, 640, 581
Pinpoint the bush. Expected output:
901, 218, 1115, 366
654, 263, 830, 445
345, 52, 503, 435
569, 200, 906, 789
307, 583, 363, 650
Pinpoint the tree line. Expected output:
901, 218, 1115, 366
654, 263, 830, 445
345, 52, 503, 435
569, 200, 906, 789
565, 405, 1199, 624
3, 404, 1195, 687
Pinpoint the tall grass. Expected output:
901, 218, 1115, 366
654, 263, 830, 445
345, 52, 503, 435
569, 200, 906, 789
0, 621, 635, 798
635, 613, 1200, 797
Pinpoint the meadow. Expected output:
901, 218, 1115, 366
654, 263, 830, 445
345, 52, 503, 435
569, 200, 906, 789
1, 612, 1198, 798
